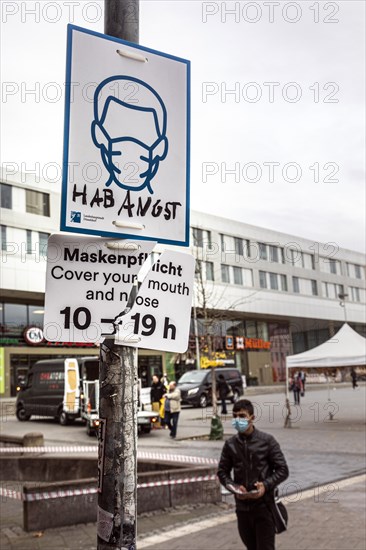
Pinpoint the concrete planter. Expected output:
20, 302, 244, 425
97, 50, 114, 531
0, 456, 221, 531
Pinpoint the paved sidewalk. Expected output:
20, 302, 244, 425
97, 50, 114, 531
1, 475, 365, 549
139, 475, 366, 550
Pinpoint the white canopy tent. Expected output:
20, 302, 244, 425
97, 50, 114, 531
285, 324, 366, 397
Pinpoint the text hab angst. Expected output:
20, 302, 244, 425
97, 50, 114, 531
72, 186, 182, 220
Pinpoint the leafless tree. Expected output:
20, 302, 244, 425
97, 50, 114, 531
193, 240, 259, 439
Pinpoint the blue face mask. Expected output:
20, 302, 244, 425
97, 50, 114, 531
232, 418, 249, 433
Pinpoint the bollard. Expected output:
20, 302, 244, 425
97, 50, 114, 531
23, 433, 44, 447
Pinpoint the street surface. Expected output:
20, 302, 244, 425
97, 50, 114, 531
1, 386, 365, 492
1, 385, 365, 549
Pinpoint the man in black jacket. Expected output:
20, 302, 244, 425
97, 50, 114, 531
217, 399, 289, 550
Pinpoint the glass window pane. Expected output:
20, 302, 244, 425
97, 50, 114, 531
259, 243, 267, 260
243, 268, 253, 287
257, 321, 269, 340
192, 227, 202, 247
293, 277, 300, 293
269, 272, 278, 290
269, 246, 278, 263
4, 303, 28, 335
28, 305, 44, 326
245, 321, 257, 338
328, 284, 336, 299
26, 230, 32, 254
26, 190, 50, 216
0, 226, 6, 251
0, 183, 12, 209
329, 260, 337, 274
259, 271, 267, 289
280, 274, 288, 291
234, 238, 244, 256
39, 232, 49, 257
354, 288, 360, 301
280, 247, 285, 264
311, 280, 318, 295
221, 264, 230, 283
233, 266, 243, 285
206, 262, 214, 281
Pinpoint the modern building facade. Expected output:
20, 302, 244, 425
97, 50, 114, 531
1, 170, 365, 395
187, 211, 365, 385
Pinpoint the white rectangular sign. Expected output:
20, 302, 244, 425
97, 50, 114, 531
115, 249, 195, 353
44, 234, 156, 343
61, 24, 190, 246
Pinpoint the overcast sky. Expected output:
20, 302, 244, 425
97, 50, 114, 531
1, 1, 365, 252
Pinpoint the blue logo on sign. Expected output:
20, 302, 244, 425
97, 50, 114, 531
70, 211, 81, 223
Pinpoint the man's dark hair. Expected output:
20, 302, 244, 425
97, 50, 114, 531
233, 399, 254, 416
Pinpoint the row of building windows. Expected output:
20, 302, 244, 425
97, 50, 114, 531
0, 302, 44, 335
259, 271, 288, 292
191, 227, 365, 279
0, 226, 49, 255
194, 317, 270, 341
195, 260, 364, 302
0, 183, 50, 217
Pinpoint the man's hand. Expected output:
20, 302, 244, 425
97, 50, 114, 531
233, 482, 266, 500
248, 482, 266, 499
236, 485, 249, 500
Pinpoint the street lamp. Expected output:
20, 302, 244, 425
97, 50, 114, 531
338, 292, 349, 323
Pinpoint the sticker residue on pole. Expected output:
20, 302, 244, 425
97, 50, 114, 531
97, 418, 106, 493
97, 506, 114, 542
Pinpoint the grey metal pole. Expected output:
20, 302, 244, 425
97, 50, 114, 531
105, 0, 139, 43
98, 2, 139, 549
193, 304, 201, 369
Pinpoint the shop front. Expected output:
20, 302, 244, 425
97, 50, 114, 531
184, 316, 292, 385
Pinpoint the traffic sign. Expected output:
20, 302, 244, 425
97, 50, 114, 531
43, 234, 156, 343
60, 24, 190, 246
115, 249, 195, 353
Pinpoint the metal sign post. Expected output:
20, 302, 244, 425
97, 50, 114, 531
46, 1, 191, 547
97, 3, 139, 549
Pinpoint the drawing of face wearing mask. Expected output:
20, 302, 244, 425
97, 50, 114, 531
91, 76, 168, 194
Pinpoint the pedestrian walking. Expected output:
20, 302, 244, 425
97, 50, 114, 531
150, 374, 165, 428
163, 393, 170, 429
218, 399, 289, 550
164, 381, 181, 439
217, 373, 230, 415
290, 374, 303, 405
299, 370, 306, 394
350, 368, 358, 389
159, 375, 169, 427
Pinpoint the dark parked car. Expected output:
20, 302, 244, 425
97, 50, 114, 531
177, 367, 244, 408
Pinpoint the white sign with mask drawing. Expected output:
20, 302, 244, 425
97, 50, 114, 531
60, 24, 190, 246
